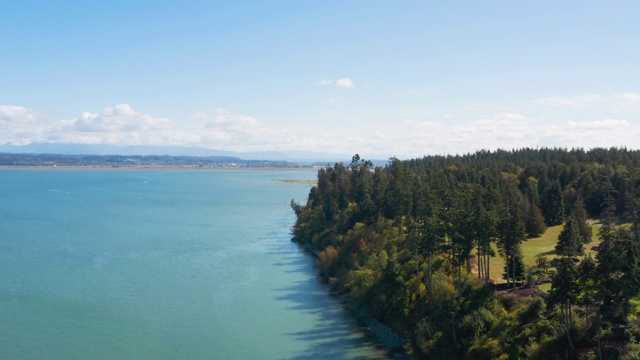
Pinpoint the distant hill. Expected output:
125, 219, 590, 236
0, 143, 351, 163
0, 153, 306, 168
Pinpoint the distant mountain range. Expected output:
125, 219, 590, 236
0, 143, 352, 163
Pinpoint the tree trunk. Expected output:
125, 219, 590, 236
427, 255, 434, 302
485, 253, 490, 284
512, 246, 517, 290
451, 321, 457, 345
565, 303, 575, 357
477, 244, 483, 280
506, 252, 511, 287
458, 262, 462, 296
597, 305, 603, 360
585, 304, 589, 329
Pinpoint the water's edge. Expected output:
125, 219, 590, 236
294, 241, 413, 360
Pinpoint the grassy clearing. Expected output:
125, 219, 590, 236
539, 282, 552, 292
488, 223, 601, 283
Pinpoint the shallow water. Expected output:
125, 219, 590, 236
0, 170, 386, 359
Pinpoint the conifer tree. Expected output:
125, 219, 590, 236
572, 196, 592, 244
449, 185, 476, 292
502, 245, 525, 284
593, 193, 640, 352
625, 172, 640, 242
525, 196, 546, 237
555, 214, 584, 259
577, 255, 597, 328
548, 257, 578, 356
473, 186, 496, 284
497, 176, 527, 288
541, 181, 564, 226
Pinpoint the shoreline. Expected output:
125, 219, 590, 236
296, 242, 412, 360
342, 296, 412, 360
0, 165, 318, 171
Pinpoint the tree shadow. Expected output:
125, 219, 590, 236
283, 308, 388, 360
536, 250, 557, 257
272, 262, 388, 359
264, 218, 389, 359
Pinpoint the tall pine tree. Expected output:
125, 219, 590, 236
555, 214, 584, 259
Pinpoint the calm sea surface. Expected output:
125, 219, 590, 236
0, 170, 386, 359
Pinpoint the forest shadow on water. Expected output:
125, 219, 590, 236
271, 255, 312, 274
274, 277, 388, 360
264, 220, 389, 359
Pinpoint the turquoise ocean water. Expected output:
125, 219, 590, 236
0, 170, 386, 359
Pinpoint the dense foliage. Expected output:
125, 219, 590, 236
291, 148, 640, 359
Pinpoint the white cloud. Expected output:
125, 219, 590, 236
48, 104, 179, 146
317, 79, 333, 86
0, 105, 51, 145
0, 104, 198, 147
611, 92, 640, 113
393, 113, 538, 155
64, 104, 173, 133
197, 109, 275, 147
537, 118, 638, 150
317, 77, 355, 88
0, 105, 40, 125
335, 77, 355, 88
367, 113, 639, 157
566, 119, 629, 130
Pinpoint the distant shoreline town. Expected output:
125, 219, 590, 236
0, 153, 325, 169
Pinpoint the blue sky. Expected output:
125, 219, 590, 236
1, 1, 639, 158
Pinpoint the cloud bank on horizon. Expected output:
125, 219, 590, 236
1, 2, 638, 159
2, 92, 639, 159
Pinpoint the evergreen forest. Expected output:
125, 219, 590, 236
290, 148, 640, 359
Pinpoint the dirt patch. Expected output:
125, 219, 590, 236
490, 283, 547, 298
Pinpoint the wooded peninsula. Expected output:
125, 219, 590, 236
291, 147, 640, 359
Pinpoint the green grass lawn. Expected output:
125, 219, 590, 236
487, 222, 601, 283
539, 282, 552, 292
